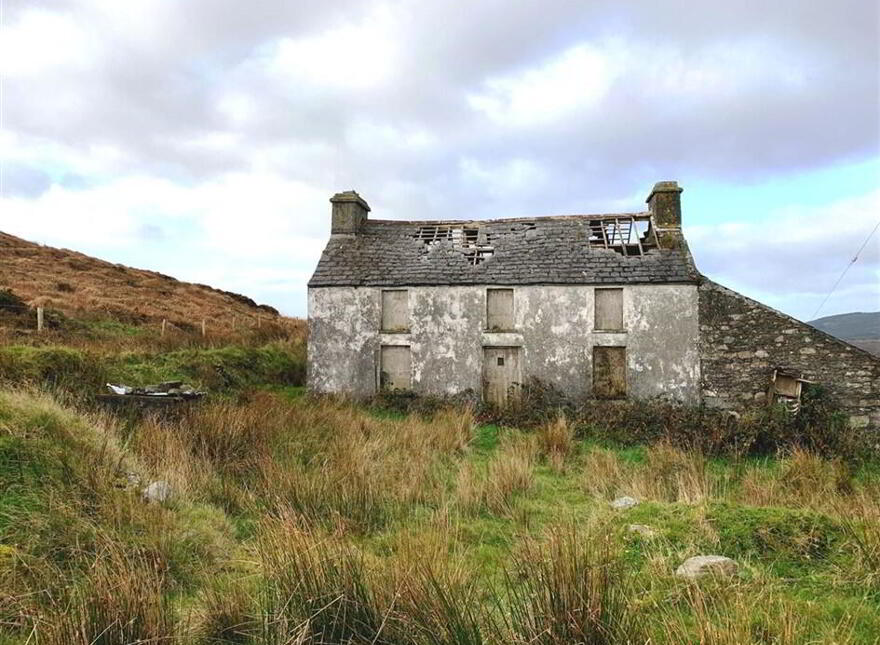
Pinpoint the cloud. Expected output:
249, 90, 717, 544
468, 43, 616, 126
688, 189, 880, 319
1, 0, 877, 317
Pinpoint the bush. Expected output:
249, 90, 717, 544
373, 379, 867, 462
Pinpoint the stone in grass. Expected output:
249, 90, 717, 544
142, 480, 173, 503
675, 555, 738, 580
627, 524, 658, 538
610, 496, 639, 510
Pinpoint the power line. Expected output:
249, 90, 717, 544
810, 217, 880, 321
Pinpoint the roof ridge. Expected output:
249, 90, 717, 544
368, 212, 651, 226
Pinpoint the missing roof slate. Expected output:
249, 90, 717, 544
587, 216, 657, 257
414, 225, 495, 265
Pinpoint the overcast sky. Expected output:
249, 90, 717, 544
2, 0, 878, 320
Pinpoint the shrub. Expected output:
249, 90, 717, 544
483, 377, 573, 427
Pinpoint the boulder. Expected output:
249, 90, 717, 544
142, 480, 173, 503
675, 555, 738, 580
610, 496, 638, 510
627, 524, 658, 538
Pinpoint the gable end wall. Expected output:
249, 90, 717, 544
698, 279, 880, 428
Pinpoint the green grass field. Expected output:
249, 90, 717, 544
1, 379, 878, 644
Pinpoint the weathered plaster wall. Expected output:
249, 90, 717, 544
698, 280, 880, 428
308, 284, 701, 402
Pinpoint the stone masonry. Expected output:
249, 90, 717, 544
699, 279, 880, 428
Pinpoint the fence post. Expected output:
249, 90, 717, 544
36, 307, 44, 333
201, 319, 206, 337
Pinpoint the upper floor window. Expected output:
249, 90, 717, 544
486, 288, 514, 331
594, 288, 623, 331
381, 290, 409, 332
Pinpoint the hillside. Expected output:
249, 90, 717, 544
0, 231, 281, 332
809, 311, 880, 356
809, 311, 880, 340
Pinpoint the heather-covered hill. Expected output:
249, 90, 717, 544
0, 231, 280, 331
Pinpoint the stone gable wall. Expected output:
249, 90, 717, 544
698, 279, 880, 428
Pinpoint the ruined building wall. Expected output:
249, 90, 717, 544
308, 283, 701, 402
698, 279, 880, 428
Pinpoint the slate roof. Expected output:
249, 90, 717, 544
308, 213, 699, 287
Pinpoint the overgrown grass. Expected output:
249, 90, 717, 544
1, 387, 878, 644
0, 340, 306, 400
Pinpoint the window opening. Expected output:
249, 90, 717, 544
595, 288, 624, 331
487, 288, 514, 331
380, 346, 412, 391
497, 357, 505, 366
768, 368, 812, 414
381, 290, 409, 332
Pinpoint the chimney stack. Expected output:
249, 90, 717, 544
646, 181, 682, 228
330, 191, 370, 235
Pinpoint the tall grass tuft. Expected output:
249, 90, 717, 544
457, 435, 535, 515
258, 517, 391, 644
40, 543, 175, 645
391, 556, 486, 645
494, 527, 635, 645
537, 412, 575, 472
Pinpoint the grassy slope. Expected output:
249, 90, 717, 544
1, 388, 878, 644
0, 230, 282, 329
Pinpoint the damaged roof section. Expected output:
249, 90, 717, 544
586, 214, 657, 257
413, 225, 494, 265
309, 212, 698, 288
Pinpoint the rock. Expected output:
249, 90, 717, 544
626, 524, 657, 538
675, 555, 738, 580
610, 496, 638, 510
142, 480, 173, 503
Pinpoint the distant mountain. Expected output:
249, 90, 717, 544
809, 311, 880, 356
809, 312, 880, 340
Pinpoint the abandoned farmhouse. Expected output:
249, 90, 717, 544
308, 182, 880, 428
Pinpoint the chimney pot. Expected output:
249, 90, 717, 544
330, 190, 370, 235
646, 181, 683, 227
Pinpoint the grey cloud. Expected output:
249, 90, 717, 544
6, 0, 877, 192
4, 0, 878, 317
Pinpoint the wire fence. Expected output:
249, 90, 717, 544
0, 302, 301, 337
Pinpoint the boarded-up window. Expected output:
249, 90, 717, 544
595, 288, 623, 331
380, 346, 411, 390
487, 289, 514, 331
381, 290, 409, 332
593, 346, 626, 398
